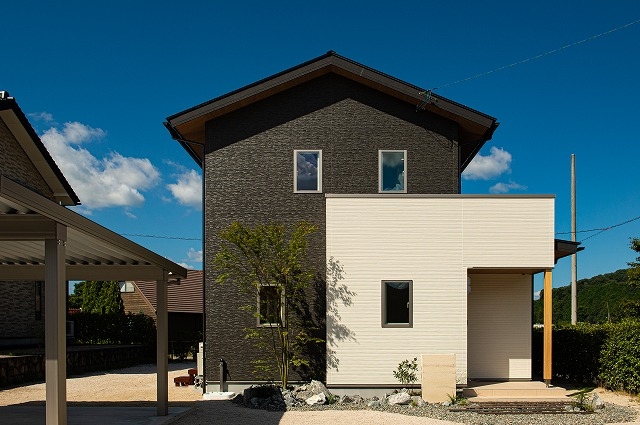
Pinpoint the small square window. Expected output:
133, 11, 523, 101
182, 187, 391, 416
294, 150, 322, 193
382, 280, 412, 328
379, 150, 407, 193
258, 285, 284, 327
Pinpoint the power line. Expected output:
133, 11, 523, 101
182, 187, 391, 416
121, 233, 202, 241
556, 215, 640, 242
431, 18, 640, 91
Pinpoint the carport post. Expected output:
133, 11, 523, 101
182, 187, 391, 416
156, 274, 169, 416
45, 224, 67, 425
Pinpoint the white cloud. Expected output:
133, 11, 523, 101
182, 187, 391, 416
167, 169, 202, 209
40, 121, 160, 210
185, 248, 202, 263
489, 181, 528, 194
462, 146, 512, 180
28, 111, 54, 122
533, 290, 541, 301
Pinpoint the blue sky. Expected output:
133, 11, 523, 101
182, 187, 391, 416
4, 1, 640, 295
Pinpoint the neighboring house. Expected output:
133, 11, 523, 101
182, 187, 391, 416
1, 91, 187, 423
120, 270, 203, 349
164, 52, 579, 393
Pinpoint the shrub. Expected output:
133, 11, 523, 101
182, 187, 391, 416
599, 319, 640, 394
71, 312, 156, 345
393, 357, 418, 386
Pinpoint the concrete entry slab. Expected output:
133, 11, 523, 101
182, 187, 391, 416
0, 406, 192, 425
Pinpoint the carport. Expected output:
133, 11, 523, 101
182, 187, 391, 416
0, 175, 187, 425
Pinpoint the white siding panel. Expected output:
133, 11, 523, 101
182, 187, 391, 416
463, 198, 554, 268
467, 274, 532, 380
326, 196, 553, 386
327, 198, 467, 385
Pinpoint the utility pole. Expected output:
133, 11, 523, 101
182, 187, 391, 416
571, 154, 577, 324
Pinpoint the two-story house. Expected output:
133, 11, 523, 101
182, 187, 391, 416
165, 51, 578, 396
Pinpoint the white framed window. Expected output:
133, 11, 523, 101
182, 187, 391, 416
379, 150, 407, 193
294, 150, 322, 193
381, 280, 413, 328
257, 285, 284, 327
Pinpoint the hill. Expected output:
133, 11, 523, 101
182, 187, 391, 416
533, 268, 640, 324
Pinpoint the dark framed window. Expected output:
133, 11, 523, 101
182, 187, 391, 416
258, 285, 283, 327
379, 150, 407, 193
294, 150, 322, 193
381, 280, 412, 327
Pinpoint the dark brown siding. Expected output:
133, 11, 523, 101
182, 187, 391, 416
204, 74, 459, 383
0, 281, 45, 343
0, 118, 55, 200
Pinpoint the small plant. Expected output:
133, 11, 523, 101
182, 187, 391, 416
393, 357, 418, 387
447, 392, 468, 406
569, 388, 595, 412
327, 393, 339, 404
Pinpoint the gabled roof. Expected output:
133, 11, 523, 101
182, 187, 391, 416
133, 269, 203, 314
165, 51, 499, 170
0, 92, 80, 206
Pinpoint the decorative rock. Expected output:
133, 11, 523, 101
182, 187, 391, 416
294, 380, 332, 401
411, 396, 426, 407
340, 395, 354, 404
388, 392, 411, 405
351, 395, 364, 404
442, 401, 451, 407
591, 392, 605, 411
306, 392, 327, 405
367, 399, 381, 407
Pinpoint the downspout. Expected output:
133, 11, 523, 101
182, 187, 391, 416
163, 122, 207, 394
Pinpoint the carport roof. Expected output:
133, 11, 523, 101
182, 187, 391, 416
0, 175, 187, 281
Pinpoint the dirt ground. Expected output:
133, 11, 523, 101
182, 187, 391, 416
0, 362, 202, 406
0, 363, 638, 425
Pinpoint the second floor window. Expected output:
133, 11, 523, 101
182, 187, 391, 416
294, 150, 322, 193
379, 150, 407, 193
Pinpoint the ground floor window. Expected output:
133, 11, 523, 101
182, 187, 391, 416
382, 280, 412, 327
258, 285, 283, 327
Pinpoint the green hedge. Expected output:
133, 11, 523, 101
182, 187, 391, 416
599, 319, 640, 393
70, 312, 156, 345
533, 320, 640, 394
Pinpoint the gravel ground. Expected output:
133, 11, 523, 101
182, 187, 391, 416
0, 363, 638, 425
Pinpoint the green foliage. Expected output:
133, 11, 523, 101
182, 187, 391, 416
533, 269, 640, 324
213, 221, 321, 388
532, 321, 640, 393
73, 280, 124, 314
447, 392, 468, 406
628, 238, 640, 287
569, 388, 595, 412
532, 323, 611, 384
599, 319, 640, 394
72, 312, 156, 345
392, 357, 418, 386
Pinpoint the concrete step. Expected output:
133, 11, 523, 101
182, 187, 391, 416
463, 382, 567, 400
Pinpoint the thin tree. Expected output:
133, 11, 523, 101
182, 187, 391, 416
213, 221, 321, 388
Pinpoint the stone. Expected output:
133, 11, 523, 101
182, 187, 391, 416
367, 399, 381, 407
388, 392, 411, 405
340, 395, 354, 404
591, 392, 605, 411
306, 392, 327, 405
411, 396, 426, 407
294, 380, 332, 401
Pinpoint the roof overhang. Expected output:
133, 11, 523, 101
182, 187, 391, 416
165, 51, 498, 170
0, 96, 80, 206
0, 175, 187, 281
554, 238, 583, 263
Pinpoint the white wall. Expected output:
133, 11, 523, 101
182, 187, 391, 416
325, 195, 553, 386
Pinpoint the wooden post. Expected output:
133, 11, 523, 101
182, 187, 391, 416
156, 274, 169, 416
45, 224, 67, 425
543, 269, 553, 386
